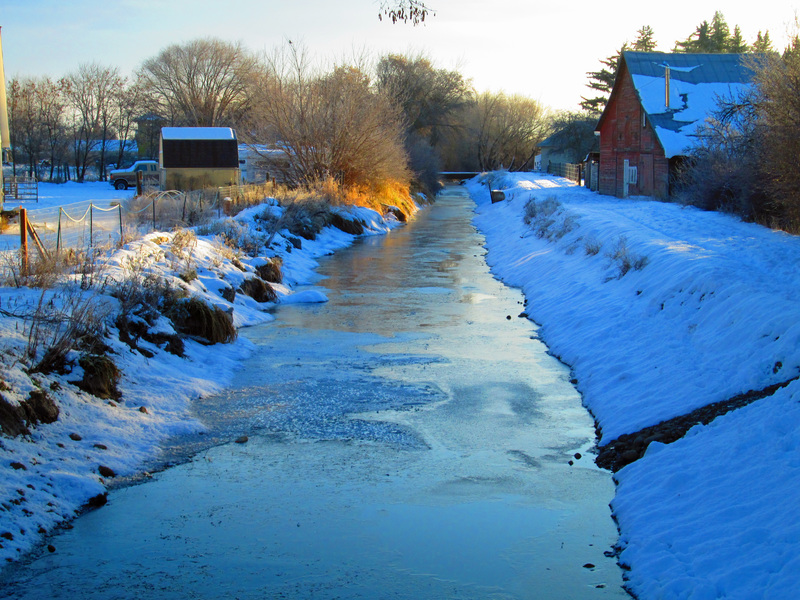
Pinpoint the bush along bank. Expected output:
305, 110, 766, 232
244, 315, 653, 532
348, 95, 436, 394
0, 194, 415, 564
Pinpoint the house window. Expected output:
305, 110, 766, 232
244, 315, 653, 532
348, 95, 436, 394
628, 165, 639, 185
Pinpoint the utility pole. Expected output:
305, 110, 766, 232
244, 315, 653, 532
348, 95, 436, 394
0, 26, 10, 211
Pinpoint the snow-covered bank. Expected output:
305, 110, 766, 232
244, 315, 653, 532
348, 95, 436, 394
0, 190, 408, 564
468, 172, 800, 599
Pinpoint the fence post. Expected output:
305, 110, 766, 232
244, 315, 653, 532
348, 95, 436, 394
152, 197, 156, 230
89, 204, 94, 248
56, 208, 62, 253
19, 208, 28, 276
137, 170, 143, 196
118, 205, 124, 246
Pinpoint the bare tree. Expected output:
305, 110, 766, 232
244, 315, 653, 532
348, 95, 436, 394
111, 78, 146, 168
750, 49, 800, 229
7, 78, 42, 177
138, 38, 258, 127
247, 44, 409, 192
64, 63, 122, 182
7, 77, 69, 180
379, 0, 434, 25
469, 92, 549, 171
376, 53, 471, 148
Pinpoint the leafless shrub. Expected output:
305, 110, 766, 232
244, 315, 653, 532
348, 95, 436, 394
199, 220, 266, 257
584, 236, 602, 256
108, 250, 184, 325
0, 247, 105, 291
606, 235, 649, 278
23, 287, 111, 374
523, 196, 577, 240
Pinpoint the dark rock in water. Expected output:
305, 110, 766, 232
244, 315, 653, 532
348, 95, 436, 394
574, 453, 582, 460
583, 563, 596, 569
94, 444, 108, 450
98, 466, 116, 478
235, 436, 249, 444
10, 462, 26, 471
47, 545, 56, 553
69, 433, 83, 441
139, 406, 149, 414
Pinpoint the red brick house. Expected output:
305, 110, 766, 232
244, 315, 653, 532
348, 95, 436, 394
595, 51, 753, 199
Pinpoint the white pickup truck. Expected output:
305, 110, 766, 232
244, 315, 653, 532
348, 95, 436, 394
108, 160, 159, 190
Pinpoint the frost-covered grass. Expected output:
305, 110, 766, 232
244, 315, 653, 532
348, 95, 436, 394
0, 184, 409, 563
468, 172, 800, 599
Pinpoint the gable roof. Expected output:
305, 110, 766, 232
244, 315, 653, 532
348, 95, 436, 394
598, 51, 755, 158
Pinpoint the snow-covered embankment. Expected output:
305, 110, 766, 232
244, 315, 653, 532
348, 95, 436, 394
468, 172, 800, 599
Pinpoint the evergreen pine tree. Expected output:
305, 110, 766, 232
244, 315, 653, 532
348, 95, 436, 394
752, 31, 774, 53
708, 11, 731, 52
674, 20, 712, 52
728, 25, 749, 53
633, 25, 657, 51
579, 47, 624, 114
580, 25, 657, 114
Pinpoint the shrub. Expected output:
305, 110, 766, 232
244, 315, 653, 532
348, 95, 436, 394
26, 288, 111, 374
584, 236, 602, 256
606, 235, 649, 278
523, 196, 577, 240
168, 297, 237, 344
238, 277, 277, 303
75, 354, 121, 400
255, 257, 282, 283
200, 219, 266, 257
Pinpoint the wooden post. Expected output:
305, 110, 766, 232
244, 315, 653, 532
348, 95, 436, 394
19, 208, 28, 275
136, 170, 143, 196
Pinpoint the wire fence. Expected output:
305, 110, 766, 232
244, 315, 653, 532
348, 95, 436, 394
3, 176, 38, 203
22, 184, 271, 255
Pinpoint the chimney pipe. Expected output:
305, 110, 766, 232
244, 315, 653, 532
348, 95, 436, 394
665, 65, 671, 109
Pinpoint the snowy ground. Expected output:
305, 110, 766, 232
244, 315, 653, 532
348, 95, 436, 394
0, 181, 404, 564
468, 173, 800, 599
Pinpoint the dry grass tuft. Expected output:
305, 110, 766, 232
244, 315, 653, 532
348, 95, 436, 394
168, 297, 237, 345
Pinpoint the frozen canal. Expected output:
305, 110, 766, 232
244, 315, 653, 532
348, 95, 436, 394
1, 186, 628, 599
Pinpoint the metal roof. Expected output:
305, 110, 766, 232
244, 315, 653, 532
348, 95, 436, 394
622, 51, 755, 85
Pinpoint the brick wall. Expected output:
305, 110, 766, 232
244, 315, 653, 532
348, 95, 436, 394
597, 61, 669, 199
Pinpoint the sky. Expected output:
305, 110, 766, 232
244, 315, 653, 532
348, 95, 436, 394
1, 0, 798, 112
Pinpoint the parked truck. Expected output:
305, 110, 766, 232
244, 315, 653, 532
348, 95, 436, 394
108, 160, 159, 190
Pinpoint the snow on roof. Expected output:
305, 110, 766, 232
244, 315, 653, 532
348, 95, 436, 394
161, 127, 237, 141
623, 52, 755, 158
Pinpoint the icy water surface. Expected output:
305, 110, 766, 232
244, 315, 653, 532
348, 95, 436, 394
1, 186, 628, 599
